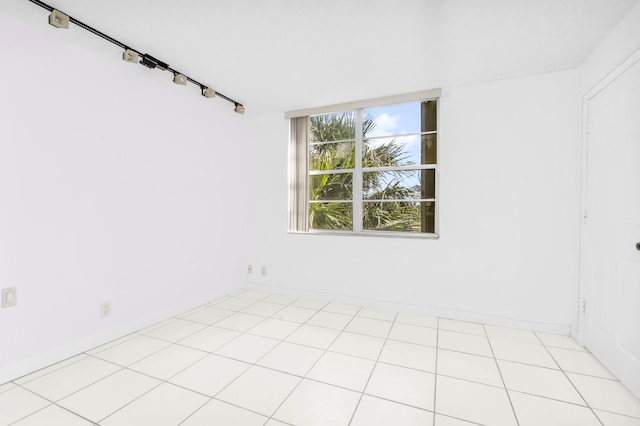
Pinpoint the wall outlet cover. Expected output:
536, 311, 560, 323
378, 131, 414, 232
100, 301, 112, 318
1, 287, 17, 308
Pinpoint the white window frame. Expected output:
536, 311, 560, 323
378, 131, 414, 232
287, 89, 441, 238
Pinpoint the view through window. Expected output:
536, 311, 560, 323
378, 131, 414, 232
289, 94, 439, 236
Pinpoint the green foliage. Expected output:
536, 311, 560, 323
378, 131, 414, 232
308, 202, 352, 231
309, 112, 421, 231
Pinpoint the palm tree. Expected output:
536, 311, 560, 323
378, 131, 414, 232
309, 113, 420, 231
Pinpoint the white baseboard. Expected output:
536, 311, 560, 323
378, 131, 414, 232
247, 283, 572, 336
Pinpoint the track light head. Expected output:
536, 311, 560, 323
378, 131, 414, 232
123, 49, 139, 63
201, 87, 216, 98
173, 73, 187, 85
234, 104, 245, 114
48, 9, 69, 29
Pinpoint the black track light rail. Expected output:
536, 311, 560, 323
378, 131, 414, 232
27, 0, 244, 111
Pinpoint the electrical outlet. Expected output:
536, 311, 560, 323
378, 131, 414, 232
1, 287, 17, 308
247, 264, 253, 274
100, 301, 112, 318
261, 265, 267, 276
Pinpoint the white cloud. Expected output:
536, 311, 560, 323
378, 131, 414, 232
367, 113, 399, 138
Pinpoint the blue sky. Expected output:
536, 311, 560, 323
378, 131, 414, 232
365, 102, 421, 136
365, 101, 422, 165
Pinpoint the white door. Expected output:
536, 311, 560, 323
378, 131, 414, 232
581, 54, 640, 398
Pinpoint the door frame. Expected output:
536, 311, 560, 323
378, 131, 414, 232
578, 47, 640, 345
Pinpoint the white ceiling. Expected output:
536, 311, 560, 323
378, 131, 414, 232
5, 0, 640, 113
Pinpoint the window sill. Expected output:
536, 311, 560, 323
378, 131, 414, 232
287, 230, 440, 240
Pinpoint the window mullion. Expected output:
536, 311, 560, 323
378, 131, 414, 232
353, 109, 364, 232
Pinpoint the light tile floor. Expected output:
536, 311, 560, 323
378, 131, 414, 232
2, 289, 640, 426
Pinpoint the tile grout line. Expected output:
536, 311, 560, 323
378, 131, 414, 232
346, 309, 399, 426
0, 303, 459, 388
155, 302, 390, 395
150, 301, 443, 360
56, 356, 165, 425
19, 356, 130, 418
534, 331, 605, 426
11, 289, 630, 426
174, 293, 297, 425
439, 329, 625, 381
263, 301, 360, 425
155, 345, 438, 415
92, 380, 167, 425
4, 291, 301, 426
176, 292, 288, 357
482, 324, 520, 426
13, 313, 466, 424
172, 289, 290, 426
9, 353, 92, 388
589, 408, 640, 422
97, 340, 242, 426
207, 298, 334, 425
154, 306, 631, 426
507, 388, 605, 410
6, 383, 97, 425
5, 393, 53, 426
15, 291, 271, 426
490, 356, 621, 380
173, 398, 221, 426
92, 332, 191, 369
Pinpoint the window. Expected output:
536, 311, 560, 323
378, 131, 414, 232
288, 90, 440, 237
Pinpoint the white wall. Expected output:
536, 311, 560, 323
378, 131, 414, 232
0, 13, 244, 382
245, 69, 581, 334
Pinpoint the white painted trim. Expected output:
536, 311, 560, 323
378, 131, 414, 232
362, 164, 437, 173
434, 97, 441, 235
285, 89, 442, 118
309, 164, 437, 175
309, 169, 353, 176
0, 286, 243, 385
366, 130, 438, 140
288, 229, 439, 239
363, 199, 436, 203
353, 109, 364, 233
577, 46, 640, 345
576, 93, 590, 345
583, 47, 640, 102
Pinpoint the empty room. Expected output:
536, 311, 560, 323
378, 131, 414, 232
1, 0, 640, 425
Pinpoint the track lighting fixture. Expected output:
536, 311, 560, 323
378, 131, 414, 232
122, 49, 139, 63
173, 73, 188, 85
48, 9, 69, 29
201, 87, 216, 98
29, 0, 245, 114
